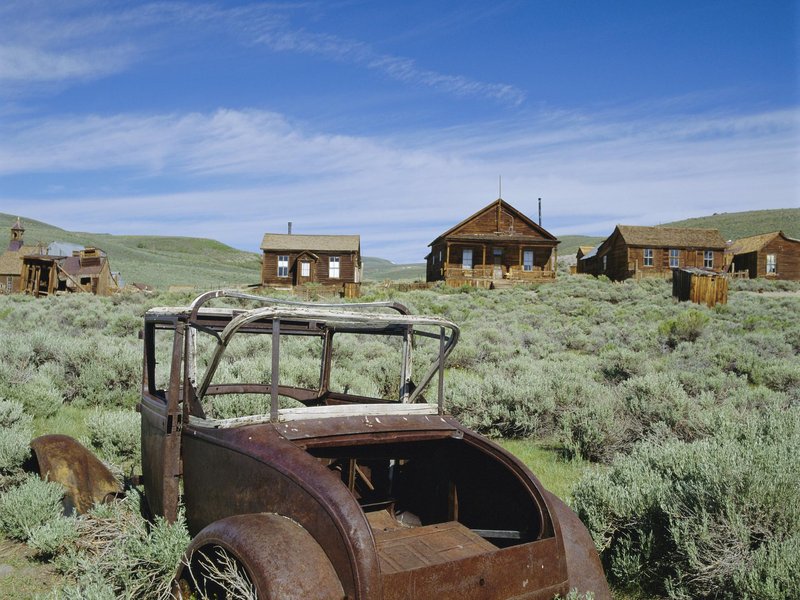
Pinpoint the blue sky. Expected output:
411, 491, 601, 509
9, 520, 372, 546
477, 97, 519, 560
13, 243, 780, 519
1, 1, 798, 262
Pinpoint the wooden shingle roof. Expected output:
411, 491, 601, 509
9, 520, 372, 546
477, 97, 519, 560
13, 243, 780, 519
727, 231, 797, 255
429, 198, 558, 246
616, 225, 726, 249
260, 233, 360, 253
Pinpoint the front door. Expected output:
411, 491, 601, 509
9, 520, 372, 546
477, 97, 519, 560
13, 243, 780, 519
297, 261, 312, 284
493, 248, 503, 279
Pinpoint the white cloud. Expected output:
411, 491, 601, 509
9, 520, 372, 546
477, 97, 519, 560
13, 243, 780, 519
1, 105, 797, 262
0, 1, 524, 105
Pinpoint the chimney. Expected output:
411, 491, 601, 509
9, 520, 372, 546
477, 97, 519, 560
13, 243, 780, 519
288, 221, 292, 235
538, 198, 542, 227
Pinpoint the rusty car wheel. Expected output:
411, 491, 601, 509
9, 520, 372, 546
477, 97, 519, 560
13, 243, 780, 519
175, 513, 345, 600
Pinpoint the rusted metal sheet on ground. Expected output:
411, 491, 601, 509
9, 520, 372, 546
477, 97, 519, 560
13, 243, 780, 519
29, 434, 123, 514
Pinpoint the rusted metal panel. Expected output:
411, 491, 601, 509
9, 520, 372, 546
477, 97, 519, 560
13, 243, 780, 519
30, 434, 123, 514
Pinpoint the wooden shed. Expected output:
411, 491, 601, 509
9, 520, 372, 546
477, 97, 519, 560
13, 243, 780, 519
574, 246, 595, 274
583, 225, 727, 281
672, 267, 728, 307
727, 231, 800, 280
425, 198, 559, 287
260, 230, 362, 295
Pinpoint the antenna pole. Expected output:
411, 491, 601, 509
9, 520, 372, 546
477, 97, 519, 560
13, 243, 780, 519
538, 198, 542, 227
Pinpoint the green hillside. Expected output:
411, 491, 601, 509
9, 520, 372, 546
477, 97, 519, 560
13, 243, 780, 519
662, 208, 800, 240
0, 213, 262, 290
557, 235, 605, 257
363, 257, 425, 281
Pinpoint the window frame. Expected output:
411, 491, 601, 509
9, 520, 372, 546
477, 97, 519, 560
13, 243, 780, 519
277, 255, 289, 278
523, 249, 534, 272
669, 248, 679, 268
300, 261, 310, 278
329, 256, 340, 279
462, 248, 473, 270
766, 253, 777, 274
643, 248, 654, 267
704, 250, 714, 269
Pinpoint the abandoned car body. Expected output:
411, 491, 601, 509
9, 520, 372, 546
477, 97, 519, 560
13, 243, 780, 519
39, 290, 610, 598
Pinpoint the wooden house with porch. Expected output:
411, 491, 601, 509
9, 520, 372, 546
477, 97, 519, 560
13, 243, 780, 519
425, 198, 560, 287
584, 225, 727, 281
727, 231, 800, 280
260, 229, 362, 295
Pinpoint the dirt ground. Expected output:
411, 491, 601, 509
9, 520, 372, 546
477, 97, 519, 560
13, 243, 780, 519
0, 537, 63, 599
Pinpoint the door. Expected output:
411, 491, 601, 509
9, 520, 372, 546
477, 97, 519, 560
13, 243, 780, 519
493, 248, 503, 279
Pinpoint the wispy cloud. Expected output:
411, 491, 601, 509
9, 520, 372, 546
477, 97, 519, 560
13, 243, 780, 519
0, 1, 524, 105
1, 104, 796, 261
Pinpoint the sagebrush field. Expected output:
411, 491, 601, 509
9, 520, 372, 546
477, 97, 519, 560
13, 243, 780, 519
1, 275, 798, 599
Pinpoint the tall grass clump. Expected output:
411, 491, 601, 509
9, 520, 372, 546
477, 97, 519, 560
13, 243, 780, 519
0, 474, 64, 541
572, 408, 800, 599
41, 491, 189, 600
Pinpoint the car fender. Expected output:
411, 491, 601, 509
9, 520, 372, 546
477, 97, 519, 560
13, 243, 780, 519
29, 434, 123, 515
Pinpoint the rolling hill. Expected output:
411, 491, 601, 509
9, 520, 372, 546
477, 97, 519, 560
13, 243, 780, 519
661, 208, 800, 241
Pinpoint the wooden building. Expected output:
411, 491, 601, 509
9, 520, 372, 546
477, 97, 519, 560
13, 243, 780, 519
727, 231, 800, 280
0, 218, 41, 294
672, 267, 728, 307
574, 246, 595, 274
584, 225, 727, 281
260, 230, 362, 294
21, 246, 119, 298
425, 198, 560, 287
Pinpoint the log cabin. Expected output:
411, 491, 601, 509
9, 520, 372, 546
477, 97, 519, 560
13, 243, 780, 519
728, 231, 800, 280
261, 228, 362, 295
583, 225, 727, 281
425, 198, 560, 287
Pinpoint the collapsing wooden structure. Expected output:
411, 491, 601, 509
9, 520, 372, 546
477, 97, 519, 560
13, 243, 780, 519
21, 247, 119, 298
426, 198, 560, 288
672, 267, 728, 307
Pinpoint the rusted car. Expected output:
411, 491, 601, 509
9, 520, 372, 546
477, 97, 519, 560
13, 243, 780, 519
38, 290, 610, 599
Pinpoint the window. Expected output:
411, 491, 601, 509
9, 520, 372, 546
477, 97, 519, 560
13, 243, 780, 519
462, 248, 473, 270
602, 255, 607, 271
704, 251, 713, 269
523, 250, 534, 272
5, 276, 11, 293
329, 256, 340, 278
439, 250, 443, 263
277, 255, 289, 278
643, 248, 654, 267
301, 262, 310, 277
766, 254, 776, 274
669, 249, 679, 268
